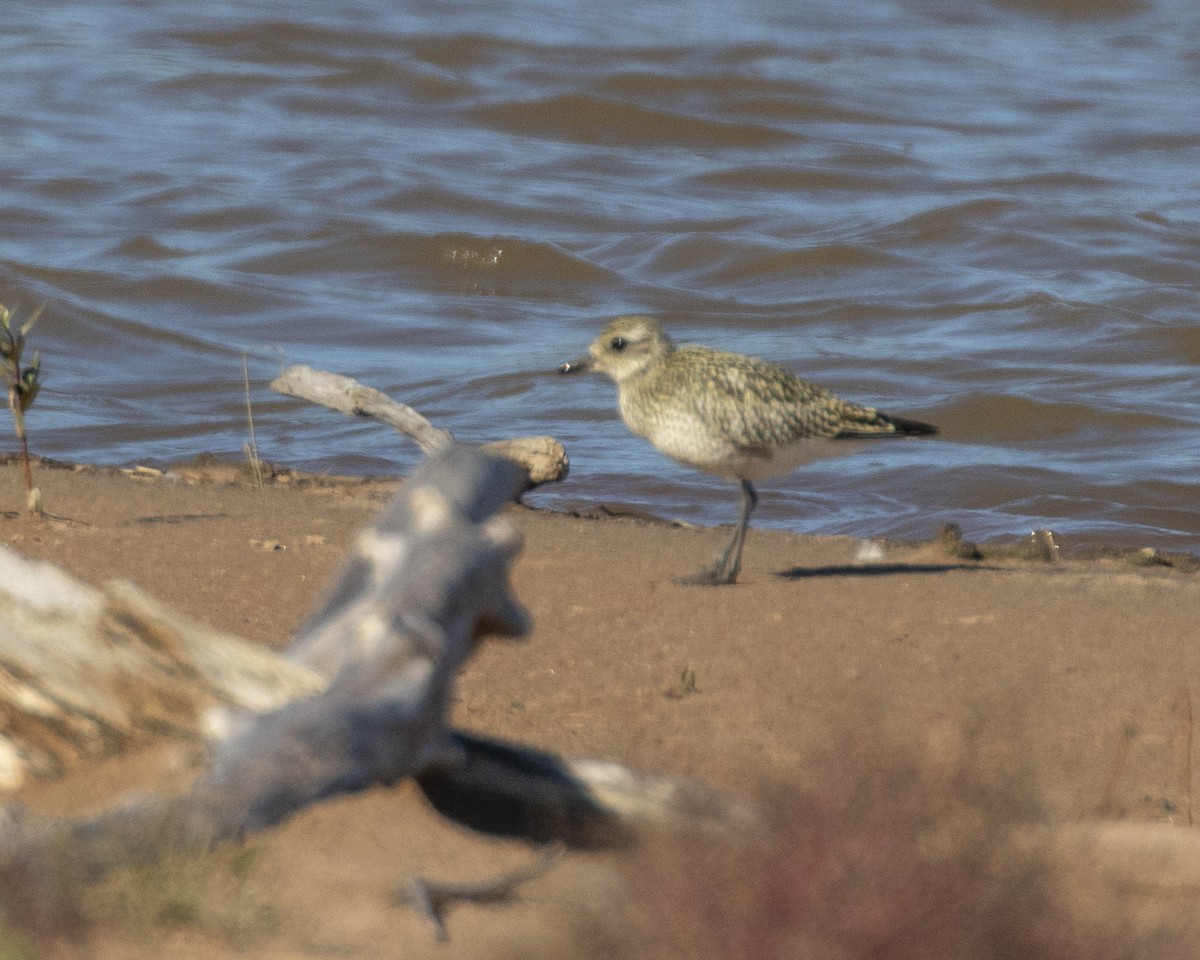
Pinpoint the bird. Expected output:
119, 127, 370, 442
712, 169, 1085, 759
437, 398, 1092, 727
558, 315, 937, 585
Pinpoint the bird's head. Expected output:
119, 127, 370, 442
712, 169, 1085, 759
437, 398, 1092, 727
558, 314, 673, 384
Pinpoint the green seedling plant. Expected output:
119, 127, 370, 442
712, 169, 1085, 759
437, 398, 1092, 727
0, 304, 44, 515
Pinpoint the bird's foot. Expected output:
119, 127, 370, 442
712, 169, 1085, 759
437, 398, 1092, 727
675, 563, 739, 586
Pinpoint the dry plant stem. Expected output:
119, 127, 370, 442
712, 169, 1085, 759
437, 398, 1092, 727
242, 354, 264, 488
13, 406, 32, 495
269, 364, 568, 487
8, 397, 40, 517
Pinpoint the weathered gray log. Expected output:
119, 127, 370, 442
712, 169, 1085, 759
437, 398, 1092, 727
172, 448, 533, 842
0, 447, 751, 883
282, 446, 531, 680
47, 447, 532, 869
270, 365, 568, 488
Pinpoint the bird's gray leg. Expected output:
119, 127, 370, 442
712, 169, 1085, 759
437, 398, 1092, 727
679, 480, 756, 586
718, 480, 757, 582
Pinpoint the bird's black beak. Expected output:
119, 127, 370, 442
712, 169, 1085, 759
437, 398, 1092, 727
558, 356, 591, 375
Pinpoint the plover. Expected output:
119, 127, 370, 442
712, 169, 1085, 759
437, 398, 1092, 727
559, 315, 937, 585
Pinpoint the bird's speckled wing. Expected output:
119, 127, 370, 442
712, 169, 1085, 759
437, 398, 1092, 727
659, 347, 897, 447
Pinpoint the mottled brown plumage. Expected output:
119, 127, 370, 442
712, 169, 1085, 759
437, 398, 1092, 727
560, 315, 937, 584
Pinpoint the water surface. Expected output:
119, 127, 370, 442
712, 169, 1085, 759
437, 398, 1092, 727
2, 0, 1198, 551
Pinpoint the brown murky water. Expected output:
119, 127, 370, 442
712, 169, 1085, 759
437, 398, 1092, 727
2, 0, 1198, 550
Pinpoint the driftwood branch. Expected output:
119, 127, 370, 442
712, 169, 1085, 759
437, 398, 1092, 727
270, 365, 454, 455
0, 447, 749, 886
270, 365, 568, 488
396, 844, 564, 941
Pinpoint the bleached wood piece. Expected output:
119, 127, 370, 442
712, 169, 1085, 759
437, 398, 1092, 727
55, 447, 532, 863
270, 364, 568, 487
270, 364, 453, 455
0, 447, 750, 885
0, 549, 323, 790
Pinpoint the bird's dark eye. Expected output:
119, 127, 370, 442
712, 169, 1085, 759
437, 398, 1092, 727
610, 336, 627, 351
